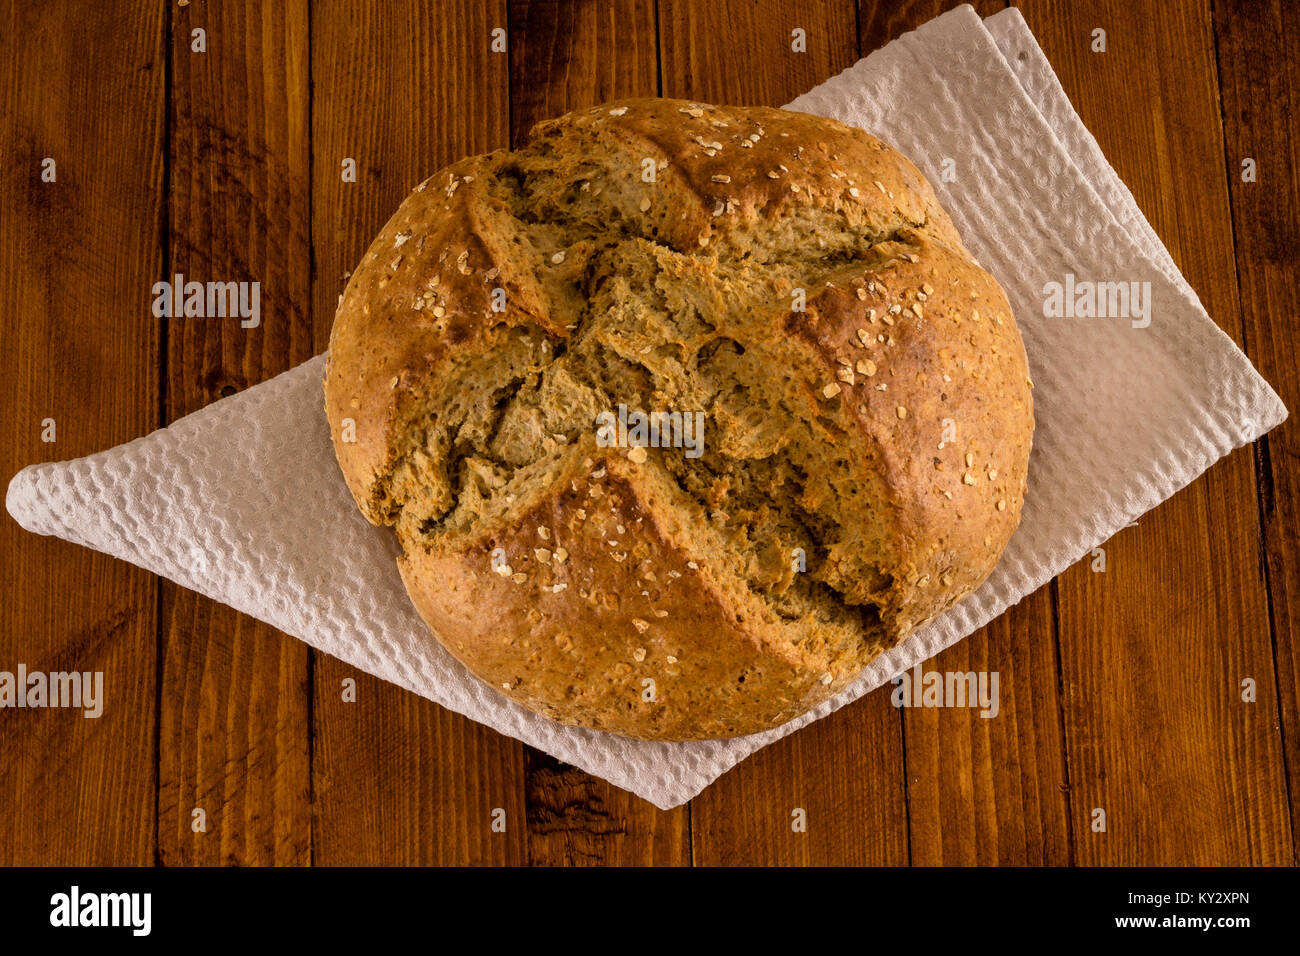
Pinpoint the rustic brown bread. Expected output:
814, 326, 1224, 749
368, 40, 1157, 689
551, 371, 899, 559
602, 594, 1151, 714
323, 98, 1034, 740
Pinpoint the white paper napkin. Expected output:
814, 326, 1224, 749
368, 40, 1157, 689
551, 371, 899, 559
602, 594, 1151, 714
6, 5, 1285, 809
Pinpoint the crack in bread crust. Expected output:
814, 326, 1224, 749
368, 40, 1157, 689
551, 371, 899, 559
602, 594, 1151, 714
374, 121, 934, 610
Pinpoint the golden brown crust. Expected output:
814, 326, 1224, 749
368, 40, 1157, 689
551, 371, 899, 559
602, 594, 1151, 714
398, 455, 851, 739
787, 230, 1033, 633
324, 97, 1034, 740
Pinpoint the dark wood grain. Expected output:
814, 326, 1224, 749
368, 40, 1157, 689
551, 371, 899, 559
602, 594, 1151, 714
1016, 0, 1291, 865
689, 698, 909, 865
525, 750, 689, 865
507, 0, 691, 866
312, 673, 527, 865
659, 0, 860, 106
509, 0, 661, 141
158, 0, 312, 867
0, 0, 163, 866
903, 598, 1071, 865
1212, 0, 1300, 866
859, 0, 1006, 51
309, 0, 527, 866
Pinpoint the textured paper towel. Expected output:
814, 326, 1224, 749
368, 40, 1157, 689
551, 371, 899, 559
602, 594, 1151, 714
6, 6, 1286, 809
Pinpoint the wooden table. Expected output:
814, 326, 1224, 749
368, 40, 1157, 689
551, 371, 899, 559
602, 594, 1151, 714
1, 0, 1295, 866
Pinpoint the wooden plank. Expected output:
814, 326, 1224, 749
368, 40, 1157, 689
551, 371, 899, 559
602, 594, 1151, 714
655, 0, 909, 865
313, 673, 527, 864
903, 599, 1071, 865
859, 0, 1005, 52
525, 749, 689, 865
507, 0, 689, 866
690, 701, 908, 865
1016, 0, 1291, 864
0, 0, 163, 865
509, 0, 660, 137
1212, 0, 1300, 865
157, 0, 313, 868
310, 0, 527, 865
659, 0, 859, 107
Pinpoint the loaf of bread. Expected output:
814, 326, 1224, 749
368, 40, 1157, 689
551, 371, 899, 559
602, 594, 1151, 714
324, 98, 1033, 740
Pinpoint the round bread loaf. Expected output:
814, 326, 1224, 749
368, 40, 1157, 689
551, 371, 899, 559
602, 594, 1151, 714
324, 98, 1034, 740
